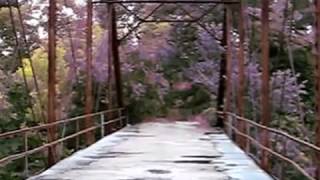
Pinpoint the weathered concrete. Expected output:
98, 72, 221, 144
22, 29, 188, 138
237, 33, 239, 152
29, 122, 272, 180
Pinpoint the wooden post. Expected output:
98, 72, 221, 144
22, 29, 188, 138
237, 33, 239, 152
314, 0, 320, 178
84, 0, 95, 145
47, 0, 58, 166
237, 0, 247, 150
260, 0, 271, 172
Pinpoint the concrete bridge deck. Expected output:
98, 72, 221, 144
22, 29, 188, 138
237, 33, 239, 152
29, 121, 272, 180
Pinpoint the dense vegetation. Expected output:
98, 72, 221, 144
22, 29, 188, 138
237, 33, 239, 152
0, 0, 318, 179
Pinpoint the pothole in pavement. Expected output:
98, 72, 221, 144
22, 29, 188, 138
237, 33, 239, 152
107, 151, 143, 155
181, 155, 222, 159
116, 134, 154, 138
84, 152, 143, 159
204, 131, 223, 135
147, 169, 171, 174
173, 160, 212, 164
74, 159, 94, 166
199, 137, 211, 141
123, 130, 140, 133
83, 155, 117, 159
226, 163, 237, 167
215, 166, 228, 172
145, 160, 212, 164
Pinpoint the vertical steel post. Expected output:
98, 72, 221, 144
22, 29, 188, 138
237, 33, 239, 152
118, 108, 123, 128
75, 120, 80, 149
108, 4, 124, 108
85, 0, 95, 145
24, 132, 29, 177
47, 0, 58, 166
216, 8, 228, 128
100, 113, 105, 138
260, 0, 271, 172
237, 0, 247, 150
224, 6, 232, 131
314, 0, 320, 178
106, 4, 115, 134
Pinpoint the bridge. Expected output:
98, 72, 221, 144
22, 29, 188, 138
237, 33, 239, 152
1, 0, 320, 180
29, 122, 272, 180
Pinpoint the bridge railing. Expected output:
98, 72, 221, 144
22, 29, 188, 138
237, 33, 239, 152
0, 107, 128, 177
219, 111, 319, 180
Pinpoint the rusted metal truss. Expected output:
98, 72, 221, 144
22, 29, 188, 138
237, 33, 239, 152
119, 3, 216, 23
108, 3, 124, 108
223, 6, 232, 130
3, 0, 320, 179
260, 0, 271, 172
94, 0, 239, 43
47, 0, 58, 167
119, 3, 164, 42
116, 3, 221, 42
216, 6, 229, 128
314, 0, 320, 179
236, 0, 247, 151
84, 0, 96, 145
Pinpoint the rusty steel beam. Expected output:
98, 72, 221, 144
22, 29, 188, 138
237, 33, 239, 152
118, 3, 144, 21
315, 0, 320, 179
119, 3, 164, 42
47, 0, 58, 166
260, 0, 270, 172
94, 0, 239, 4
216, 8, 228, 128
84, 0, 95, 145
236, 0, 247, 150
224, 6, 232, 130
106, 4, 114, 134
178, 5, 221, 44
108, 4, 124, 108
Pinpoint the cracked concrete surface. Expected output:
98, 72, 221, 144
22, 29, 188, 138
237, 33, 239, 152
29, 122, 272, 180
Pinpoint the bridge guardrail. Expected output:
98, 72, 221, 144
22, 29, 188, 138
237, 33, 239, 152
0, 107, 128, 177
218, 111, 319, 180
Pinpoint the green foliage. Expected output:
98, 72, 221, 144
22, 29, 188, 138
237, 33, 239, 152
128, 86, 167, 123
0, 83, 33, 180
164, 86, 212, 115
270, 44, 314, 100
163, 23, 200, 81
0, 83, 31, 132
69, 77, 85, 117
0, 7, 38, 73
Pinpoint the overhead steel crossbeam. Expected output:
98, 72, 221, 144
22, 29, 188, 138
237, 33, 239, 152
94, 0, 239, 43
119, 3, 216, 23
144, 5, 217, 23
177, 5, 221, 41
118, 3, 164, 42
116, 3, 222, 42
94, 0, 239, 4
